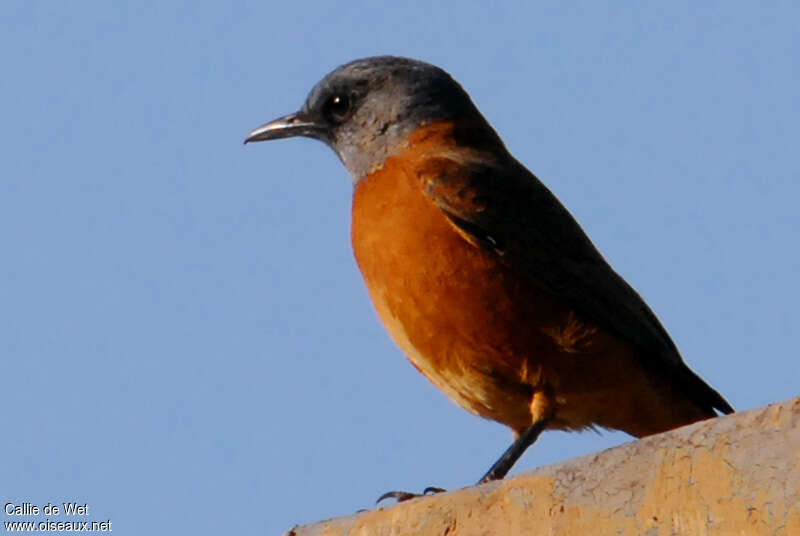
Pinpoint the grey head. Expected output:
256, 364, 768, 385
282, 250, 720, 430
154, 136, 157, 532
245, 56, 484, 182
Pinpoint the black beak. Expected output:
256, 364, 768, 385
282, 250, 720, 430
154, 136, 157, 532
244, 111, 329, 144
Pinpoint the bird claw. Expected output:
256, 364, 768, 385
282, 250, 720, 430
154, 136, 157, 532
376, 490, 418, 503
376, 487, 446, 504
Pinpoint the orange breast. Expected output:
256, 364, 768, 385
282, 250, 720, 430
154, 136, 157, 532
350, 122, 710, 437
351, 124, 563, 432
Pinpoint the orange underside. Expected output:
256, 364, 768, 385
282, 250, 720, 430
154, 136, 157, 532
351, 122, 709, 438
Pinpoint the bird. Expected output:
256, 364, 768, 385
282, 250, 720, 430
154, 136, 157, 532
244, 56, 733, 499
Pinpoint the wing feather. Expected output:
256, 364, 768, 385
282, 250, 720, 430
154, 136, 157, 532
418, 155, 733, 415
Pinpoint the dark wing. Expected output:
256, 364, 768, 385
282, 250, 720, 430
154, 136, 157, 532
419, 155, 733, 415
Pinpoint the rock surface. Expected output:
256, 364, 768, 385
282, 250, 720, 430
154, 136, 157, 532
287, 396, 800, 535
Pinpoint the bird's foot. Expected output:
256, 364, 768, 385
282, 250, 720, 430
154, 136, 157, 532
376, 487, 446, 504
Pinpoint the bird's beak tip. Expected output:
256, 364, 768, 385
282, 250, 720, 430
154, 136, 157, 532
244, 111, 325, 145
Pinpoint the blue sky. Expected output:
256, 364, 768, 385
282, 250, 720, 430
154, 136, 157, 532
1, 2, 798, 534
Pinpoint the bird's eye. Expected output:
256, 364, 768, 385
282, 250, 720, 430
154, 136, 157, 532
323, 94, 352, 123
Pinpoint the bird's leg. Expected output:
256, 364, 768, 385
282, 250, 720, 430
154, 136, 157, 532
477, 417, 549, 483
477, 388, 554, 483
379, 394, 553, 503
378, 417, 549, 503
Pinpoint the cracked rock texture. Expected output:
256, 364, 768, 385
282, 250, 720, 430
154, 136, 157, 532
286, 396, 799, 536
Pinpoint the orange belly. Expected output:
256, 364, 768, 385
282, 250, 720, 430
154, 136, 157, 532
350, 125, 709, 437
